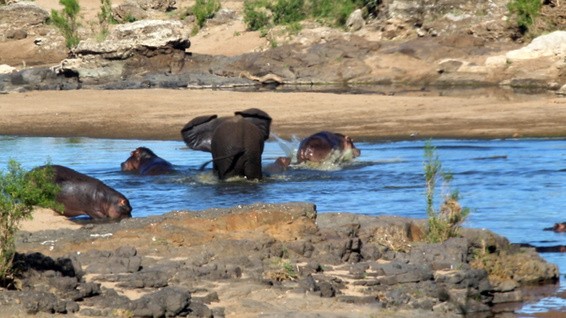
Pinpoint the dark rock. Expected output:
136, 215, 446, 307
0, 67, 80, 92
317, 280, 336, 298
76, 282, 101, 300
84, 288, 131, 309
192, 291, 219, 304
408, 238, 470, 270
337, 295, 380, 304
299, 274, 318, 293
129, 287, 192, 317
118, 270, 170, 288
115, 245, 138, 258
20, 291, 68, 314
286, 240, 315, 257
298, 261, 324, 275
81, 247, 142, 274
187, 300, 214, 317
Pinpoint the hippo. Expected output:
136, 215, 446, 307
35, 165, 132, 220
297, 131, 361, 164
544, 222, 566, 232
264, 156, 292, 176
121, 147, 174, 175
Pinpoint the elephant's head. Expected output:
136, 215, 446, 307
234, 108, 272, 141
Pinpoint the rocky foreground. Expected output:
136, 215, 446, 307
3, 203, 559, 317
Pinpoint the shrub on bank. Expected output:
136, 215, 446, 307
507, 0, 542, 35
0, 161, 61, 281
423, 141, 470, 243
243, 0, 380, 31
50, 0, 81, 48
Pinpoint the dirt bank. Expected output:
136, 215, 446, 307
2, 88, 565, 141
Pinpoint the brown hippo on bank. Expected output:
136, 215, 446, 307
297, 131, 361, 165
35, 165, 132, 220
121, 147, 174, 175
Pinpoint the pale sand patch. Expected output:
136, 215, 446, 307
19, 207, 82, 232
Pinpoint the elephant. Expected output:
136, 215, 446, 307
296, 131, 361, 164
180, 108, 272, 180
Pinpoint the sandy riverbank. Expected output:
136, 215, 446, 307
2, 89, 565, 141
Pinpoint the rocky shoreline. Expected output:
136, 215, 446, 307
1, 2, 566, 94
4, 203, 559, 317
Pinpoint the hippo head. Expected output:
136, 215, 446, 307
121, 147, 156, 172
275, 156, 291, 168
106, 196, 132, 219
337, 134, 361, 161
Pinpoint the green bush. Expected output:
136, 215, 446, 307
97, 0, 118, 41
423, 141, 470, 243
50, 0, 81, 48
98, 0, 117, 26
0, 161, 61, 280
507, 0, 541, 34
243, 0, 273, 31
243, 0, 372, 31
192, 0, 221, 29
272, 0, 305, 25
310, 0, 357, 26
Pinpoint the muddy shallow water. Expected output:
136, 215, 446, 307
1, 135, 565, 314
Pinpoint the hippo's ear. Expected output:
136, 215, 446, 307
180, 115, 220, 152
235, 108, 272, 141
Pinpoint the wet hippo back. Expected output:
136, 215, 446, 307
47, 165, 132, 219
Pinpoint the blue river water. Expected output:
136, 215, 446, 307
0, 136, 564, 315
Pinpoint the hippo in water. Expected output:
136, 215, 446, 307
121, 147, 174, 175
544, 222, 566, 232
35, 165, 132, 220
297, 131, 361, 164
264, 156, 292, 176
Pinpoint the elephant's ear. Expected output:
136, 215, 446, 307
235, 108, 272, 141
180, 115, 219, 152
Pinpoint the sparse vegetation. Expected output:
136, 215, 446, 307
272, 0, 305, 25
243, 0, 272, 31
98, 0, 117, 26
507, 0, 542, 34
243, 0, 376, 32
423, 141, 470, 243
50, 0, 81, 48
97, 0, 117, 41
184, 0, 221, 33
264, 258, 298, 281
0, 161, 61, 281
